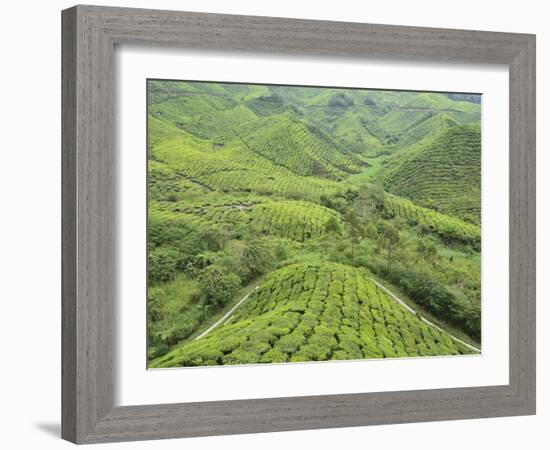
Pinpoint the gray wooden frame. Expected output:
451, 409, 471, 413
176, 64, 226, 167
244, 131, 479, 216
61, 4, 536, 444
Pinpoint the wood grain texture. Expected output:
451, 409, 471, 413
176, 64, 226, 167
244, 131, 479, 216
61, 4, 536, 444
508, 36, 536, 409
61, 7, 77, 443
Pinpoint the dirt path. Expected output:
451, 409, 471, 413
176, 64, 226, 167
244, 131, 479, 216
369, 277, 481, 353
194, 286, 259, 340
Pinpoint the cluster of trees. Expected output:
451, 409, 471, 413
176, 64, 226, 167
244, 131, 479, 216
147, 209, 289, 359
316, 184, 481, 341
151, 234, 280, 305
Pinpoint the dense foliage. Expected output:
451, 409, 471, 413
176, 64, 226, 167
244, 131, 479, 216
151, 263, 473, 368
147, 80, 482, 367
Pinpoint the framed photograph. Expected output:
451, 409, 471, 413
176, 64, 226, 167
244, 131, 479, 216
62, 5, 536, 444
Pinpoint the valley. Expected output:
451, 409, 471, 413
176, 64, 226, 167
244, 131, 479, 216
146, 80, 482, 367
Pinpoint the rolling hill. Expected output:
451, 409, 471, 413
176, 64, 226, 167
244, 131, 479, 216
379, 124, 481, 224
384, 194, 481, 247
146, 80, 483, 365
149, 80, 481, 159
282, 88, 481, 154
234, 113, 362, 179
151, 263, 474, 368
152, 197, 342, 242
148, 113, 349, 202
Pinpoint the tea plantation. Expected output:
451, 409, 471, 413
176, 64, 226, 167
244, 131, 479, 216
151, 263, 473, 368
379, 125, 481, 224
384, 194, 481, 247
147, 80, 482, 366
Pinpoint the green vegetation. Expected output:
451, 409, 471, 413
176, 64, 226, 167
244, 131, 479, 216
151, 263, 473, 368
147, 80, 482, 367
235, 113, 362, 179
384, 194, 481, 248
378, 125, 481, 224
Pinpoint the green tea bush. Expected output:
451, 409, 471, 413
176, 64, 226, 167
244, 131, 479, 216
151, 263, 475, 368
380, 125, 481, 224
385, 195, 480, 248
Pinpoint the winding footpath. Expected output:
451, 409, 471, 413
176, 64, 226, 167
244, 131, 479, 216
369, 277, 481, 353
194, 286, 259, 340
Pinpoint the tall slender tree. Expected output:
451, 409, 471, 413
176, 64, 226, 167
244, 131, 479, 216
344, 209, 364, 263
378, 222, 400, 272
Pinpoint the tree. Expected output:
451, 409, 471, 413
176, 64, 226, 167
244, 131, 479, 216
148, 247, 179, 284
197, 227, 222, 251
319, 193, 348, 214
378, 222, 400, 272
239, 239, 276, 282
324, 215, 341, 235
416, 237, 438, 272
198, 265, 240, 309
365, 222, 378, 239
344, 209, 365, 263
356, 184, 385, 218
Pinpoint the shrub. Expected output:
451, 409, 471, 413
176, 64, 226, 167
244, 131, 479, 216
239, 239, 276, 282
148, 247, 179, 284
198, 265, 241, 308
261, 348, 288, 363
366, 260, 481, 341
223, 349, 260, 365
275, 331, 306, 354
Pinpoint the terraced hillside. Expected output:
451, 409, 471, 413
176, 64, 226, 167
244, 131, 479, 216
379, 125, 481, 224
152, 198, 341, 242
282, 88, 481, 154
147, 80, 482, 367
249, 201, 341, 241
234, 114, 362, 179
151, 263, 473, 367
149, 115, 348, 201
384, 194, 481, 247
